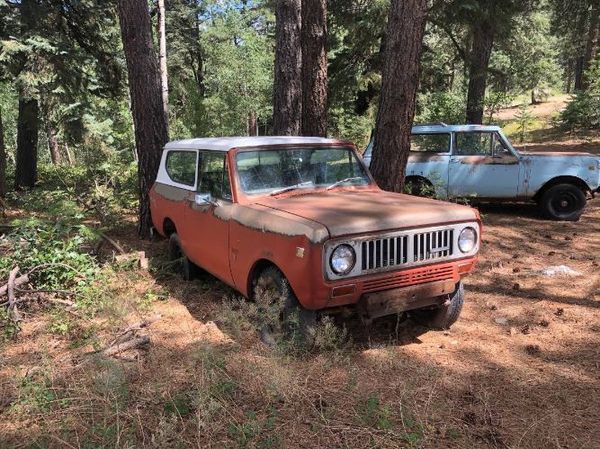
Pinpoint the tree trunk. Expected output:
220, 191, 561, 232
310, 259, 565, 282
574, 56, 585, 91
301, 0, 327, 137
157, 0, 169, 128
45, 120, 62, 165
273, 0, 302, 135
465, 22, 494, 124
117, 0, 169, 238
0, 107, 6, 198
247, 111, 258, 136
582, 6, 599, 90
64, 142, 74, 166
370, 0, 428, 193
14, 95, 39, 190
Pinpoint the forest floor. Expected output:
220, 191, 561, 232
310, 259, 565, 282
1, 104, 599, 448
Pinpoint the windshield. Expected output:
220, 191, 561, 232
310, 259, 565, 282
235, 146, 370, 195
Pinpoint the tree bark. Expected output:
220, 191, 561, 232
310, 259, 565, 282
301, 0, 327, 137
582, 5, 599, 90
465, 22, 494, 124
157, 0, 169, 128
117, 0, 169, 238
14, 95, 39, 190
370, 0, 428, 193
273, 0, 302, 135
45, 120, 62, 165
247, 111, 258, 136
0, 106, 6, 197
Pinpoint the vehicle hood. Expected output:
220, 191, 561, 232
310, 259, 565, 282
257, 190, 478, 238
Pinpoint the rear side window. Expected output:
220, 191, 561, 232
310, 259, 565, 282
454, 132, 493, 156
166, 151, 197, 186
411, 133, 450, 153
198, 152, 232, 201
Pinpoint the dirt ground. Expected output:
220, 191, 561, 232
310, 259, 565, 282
1, 198, 599, 448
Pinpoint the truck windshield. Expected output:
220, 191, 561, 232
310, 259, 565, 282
235, 147, 370, 195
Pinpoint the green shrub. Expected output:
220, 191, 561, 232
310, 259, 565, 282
416, 91, 466, 125
559, 92, 600, 130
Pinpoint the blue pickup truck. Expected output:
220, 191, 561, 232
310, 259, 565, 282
363, 124, 600, 221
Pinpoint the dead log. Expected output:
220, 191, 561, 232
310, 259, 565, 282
102, 335, 150, 357
7, 266, 21, 322
97, 232, 126, 255
0, 273, 29, 297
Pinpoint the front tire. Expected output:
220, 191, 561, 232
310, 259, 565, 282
411, 282, 464, 330
253, 266, 317, 347
539, 183, 586, 221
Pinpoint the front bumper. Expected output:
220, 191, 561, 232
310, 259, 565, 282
357, 278, 457, 320
316, 256, 476, 311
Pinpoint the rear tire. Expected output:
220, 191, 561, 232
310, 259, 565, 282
253, 266, 316, 347
168, 233, 199, 281
411, 282, 464, 330
539, 183, 586, 221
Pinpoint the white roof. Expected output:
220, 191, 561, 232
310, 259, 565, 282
164, 136, 346, 151
412, 124, 501, 133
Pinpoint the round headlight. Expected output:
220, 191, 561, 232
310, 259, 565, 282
330, 244, 356, 275
458, 227, 477, 253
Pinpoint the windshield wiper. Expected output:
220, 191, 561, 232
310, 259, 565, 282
270, 181, 314, 196
326, 177, 365, 190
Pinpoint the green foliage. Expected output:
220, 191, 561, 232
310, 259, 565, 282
0, 218, 98, 291
559, 92, 600, 130
416, 91, 466, 124
515, 104, 535, 142
358, 394, 393, 430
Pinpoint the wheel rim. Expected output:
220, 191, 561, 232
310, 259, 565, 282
550, 190, 580, 216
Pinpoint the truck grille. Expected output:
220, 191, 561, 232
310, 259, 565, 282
361, 236, 408, 271
324, 221, 478, 280
413, 229, 454, 262
361, 229, 454, 272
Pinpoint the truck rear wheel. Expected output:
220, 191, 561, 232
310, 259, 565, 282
539, 183, 586, 221
168, 233, 199, 281
253, 266, 316, 347
411, 282, 464, 330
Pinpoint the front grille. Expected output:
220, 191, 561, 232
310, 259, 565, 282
361, 235, 408, 271
413, 229, 454, 262
324, 221, 478, 280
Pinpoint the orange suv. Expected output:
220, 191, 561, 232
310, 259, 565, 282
150, 137, 481, 333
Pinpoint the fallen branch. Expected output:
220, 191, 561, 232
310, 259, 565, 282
97, 231, 126, 255
7, 266, 21, 322
110, 315, 161, 344
0, 273, 29, 297
102, 335, 150, 357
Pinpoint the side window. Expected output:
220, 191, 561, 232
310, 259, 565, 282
198, 152, 232, 201
166, 151, 198, 186
492, 133, 511, 156
454, 132, 493, 156
411, 133, 450, 153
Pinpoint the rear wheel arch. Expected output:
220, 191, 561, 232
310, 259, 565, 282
404, 175, 435, 197
162, 218, 177, 236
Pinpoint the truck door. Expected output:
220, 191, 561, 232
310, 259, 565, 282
182, 151, 235, 286
448, 131, 520, 198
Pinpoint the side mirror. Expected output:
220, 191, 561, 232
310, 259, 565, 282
194, 193, 218, 207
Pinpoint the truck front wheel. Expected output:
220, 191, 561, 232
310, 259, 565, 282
253, 266, 317, 347
411, 282, 464, 330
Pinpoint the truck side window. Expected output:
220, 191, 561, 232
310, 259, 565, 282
454, 132, 493, 156
166, 151, 198, 186
198, 152, 232, 201
492, 133, 511, 156
411, 134, 450, 152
